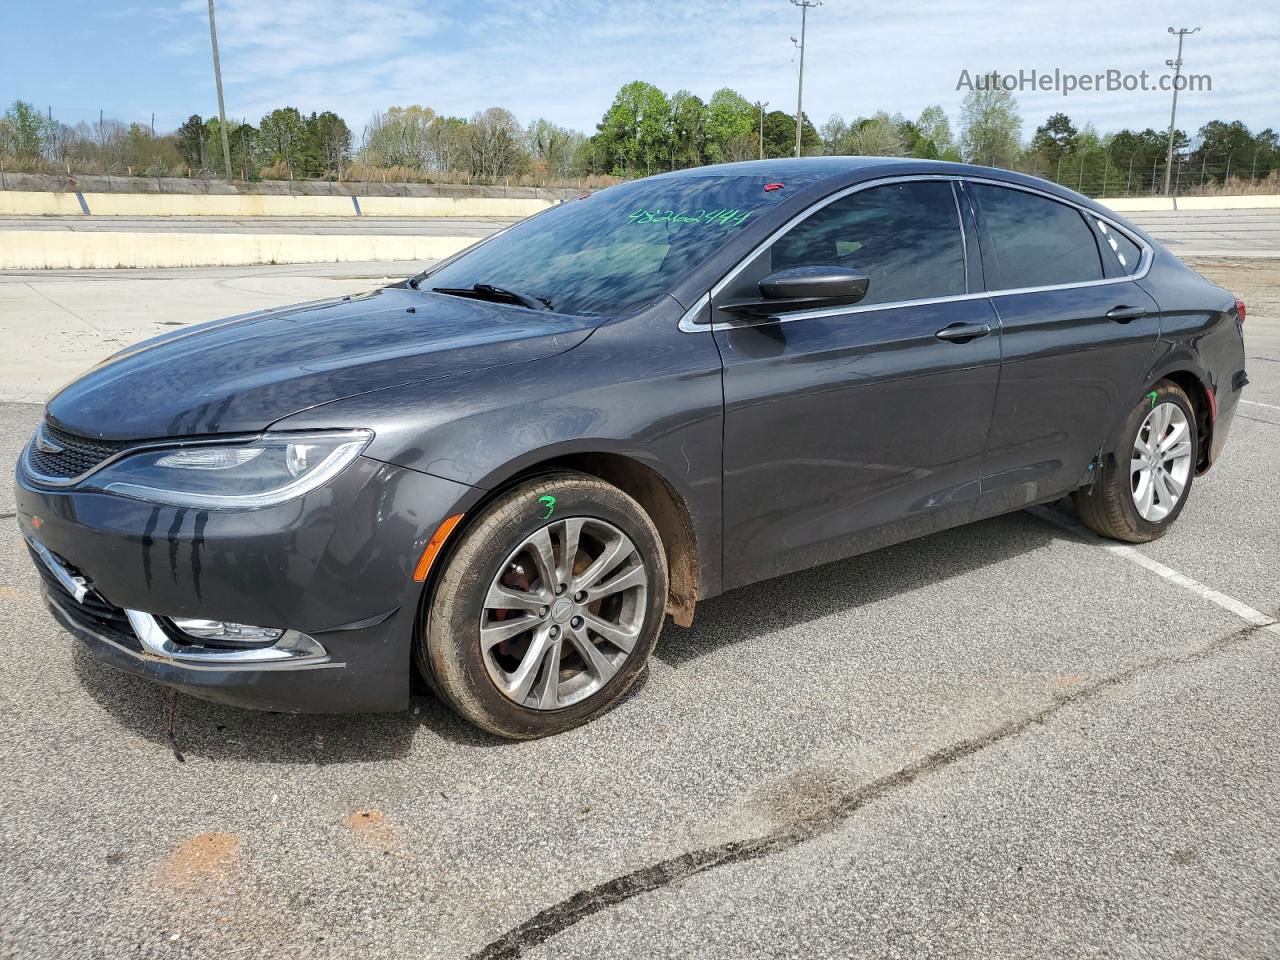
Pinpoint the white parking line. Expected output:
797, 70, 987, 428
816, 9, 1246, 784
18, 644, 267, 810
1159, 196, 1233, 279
1241, 398, 1280, 412
1028, 506, 1280, 635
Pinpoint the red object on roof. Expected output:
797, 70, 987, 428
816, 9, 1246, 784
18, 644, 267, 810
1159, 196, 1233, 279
764, 182, 785, 191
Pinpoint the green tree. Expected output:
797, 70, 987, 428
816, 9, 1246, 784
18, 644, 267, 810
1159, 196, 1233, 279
959, 78, 1021, 167
760, 110, 820, 157
843, 112, 905, 156
668, 90, 707, 168
526, 117, 580, 179
306, 111, 351, 178
4, 100, 48, 158
174, 114, 205, 170
596, 81, 670, 175
1106, 127, 1187, 192
819, 115, 848, 155
1192, 120, 1275, 183
914, 106, 954, 158
465, 107, 528, 179
1029, 112, 1079, 175
258, 107, 307, 178
705, 87, 755, 162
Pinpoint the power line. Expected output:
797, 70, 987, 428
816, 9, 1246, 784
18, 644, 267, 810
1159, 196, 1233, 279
1163, 26, 1199, 196
790, 0, 820, 158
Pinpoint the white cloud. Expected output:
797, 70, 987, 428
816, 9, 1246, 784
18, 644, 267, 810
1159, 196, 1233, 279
159, 0, 1277, 141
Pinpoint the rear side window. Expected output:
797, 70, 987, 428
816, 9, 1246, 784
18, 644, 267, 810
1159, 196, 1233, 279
971, 184, 1103, 289
771, 180, 966, 306
1089, 216, 1144, 274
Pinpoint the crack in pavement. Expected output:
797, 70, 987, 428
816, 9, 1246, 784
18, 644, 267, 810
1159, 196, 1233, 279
466, 621, 1270, 960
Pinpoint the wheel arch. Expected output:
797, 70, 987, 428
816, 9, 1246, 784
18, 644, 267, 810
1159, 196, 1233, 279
424, 447, 702, 629
1150, 367, 1214, 473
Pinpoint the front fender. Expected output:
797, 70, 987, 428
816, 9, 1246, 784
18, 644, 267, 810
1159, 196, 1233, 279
275, 299, 726, 598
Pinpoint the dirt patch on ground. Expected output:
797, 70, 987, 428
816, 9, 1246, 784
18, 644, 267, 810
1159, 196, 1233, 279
1187, 258, 1280, 318
155, 831, 239, 886
343, 808, 399, 852
753, 768, 856, 828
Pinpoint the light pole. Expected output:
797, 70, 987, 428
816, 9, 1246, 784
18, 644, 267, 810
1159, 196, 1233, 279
207, 0, 233, 180
790, 0, 820, 158
758, 100, 770, 159
1163, 26, 1199, 196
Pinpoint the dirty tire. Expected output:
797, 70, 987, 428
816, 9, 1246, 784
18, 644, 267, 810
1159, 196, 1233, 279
417, 472, 667, 739
1073, 380, 1197, 543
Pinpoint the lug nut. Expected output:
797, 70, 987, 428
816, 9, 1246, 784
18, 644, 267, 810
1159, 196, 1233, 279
570, 615, 583, 629
555, 584, 566, 595
550, 625, 560, 638
539, 606, 549, 618
573, 591, 585, 603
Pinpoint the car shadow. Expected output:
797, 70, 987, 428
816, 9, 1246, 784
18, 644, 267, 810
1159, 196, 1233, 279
74, 506, 1066, 762
655, 507, 1064, 668
71, 646, 502, 764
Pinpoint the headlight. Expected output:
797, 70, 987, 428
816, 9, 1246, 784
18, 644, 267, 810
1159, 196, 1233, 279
88, 430, 372, 509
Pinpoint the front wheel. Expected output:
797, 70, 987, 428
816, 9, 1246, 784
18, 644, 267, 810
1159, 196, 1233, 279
1073, 380, 1198, 543
417, 472, 668, 739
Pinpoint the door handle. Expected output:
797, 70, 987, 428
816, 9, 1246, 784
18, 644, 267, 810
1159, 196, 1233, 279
934, 322, 992, 343
1106, 305, 1146, 323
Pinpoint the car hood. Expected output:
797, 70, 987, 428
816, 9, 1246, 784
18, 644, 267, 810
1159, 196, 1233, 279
45, 286, 601, 440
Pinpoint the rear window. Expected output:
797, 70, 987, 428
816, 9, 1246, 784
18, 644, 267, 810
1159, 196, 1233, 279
423, 174, 818, 316
972, 184, 1104, 289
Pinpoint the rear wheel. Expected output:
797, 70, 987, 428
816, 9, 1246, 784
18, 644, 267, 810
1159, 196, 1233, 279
1073, 380, 1197, 543
418, 473, 667, 739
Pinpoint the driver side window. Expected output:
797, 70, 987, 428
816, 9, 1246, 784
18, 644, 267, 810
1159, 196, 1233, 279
771, 180, 967, 306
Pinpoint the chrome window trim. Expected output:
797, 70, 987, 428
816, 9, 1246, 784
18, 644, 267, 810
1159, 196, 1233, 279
677, 293, 711, 332
678, 173, 1154, 334
950, 181, 970, 294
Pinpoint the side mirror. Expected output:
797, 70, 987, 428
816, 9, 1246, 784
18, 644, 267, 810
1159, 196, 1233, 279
720, 265, 870, 317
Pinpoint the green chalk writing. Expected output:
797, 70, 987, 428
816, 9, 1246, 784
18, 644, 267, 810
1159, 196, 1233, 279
626, 207, 752, 227
538, 495, 556, 519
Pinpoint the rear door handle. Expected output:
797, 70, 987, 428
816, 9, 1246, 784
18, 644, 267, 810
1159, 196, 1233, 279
934, 322, 992, 343
1106, 305, 1146, 323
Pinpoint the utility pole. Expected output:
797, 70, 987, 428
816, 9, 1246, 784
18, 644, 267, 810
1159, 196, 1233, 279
790, 0, 820, 158
758, 101, 770, 159
1163, 26, 1199, 196
207, 0, 233, 179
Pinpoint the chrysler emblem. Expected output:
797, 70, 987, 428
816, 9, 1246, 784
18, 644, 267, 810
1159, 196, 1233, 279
34, 425, 64, 455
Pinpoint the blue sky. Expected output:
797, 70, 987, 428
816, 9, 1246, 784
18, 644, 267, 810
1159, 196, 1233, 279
1, 0, 1275, 144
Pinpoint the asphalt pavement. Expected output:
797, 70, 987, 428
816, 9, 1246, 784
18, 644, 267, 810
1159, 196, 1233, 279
0, 256, 1277, 958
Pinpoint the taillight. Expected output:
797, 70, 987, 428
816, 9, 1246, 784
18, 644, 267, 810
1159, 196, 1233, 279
1236, 297, 1247, 324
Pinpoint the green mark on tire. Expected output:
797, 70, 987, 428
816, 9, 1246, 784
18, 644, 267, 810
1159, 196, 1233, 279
538, 495, 556, 519
1146, 390, 1159, 408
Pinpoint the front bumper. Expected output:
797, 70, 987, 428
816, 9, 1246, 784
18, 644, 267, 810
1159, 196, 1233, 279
16, 455, 477, 713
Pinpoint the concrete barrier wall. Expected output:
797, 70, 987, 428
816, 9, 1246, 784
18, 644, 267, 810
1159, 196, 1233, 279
0, 231, 475, 270
1100, 195, 1280, 212
0, 190, 554, 218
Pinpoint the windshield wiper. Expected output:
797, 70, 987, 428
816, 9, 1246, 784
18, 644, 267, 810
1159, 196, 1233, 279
431, 283, 553, 311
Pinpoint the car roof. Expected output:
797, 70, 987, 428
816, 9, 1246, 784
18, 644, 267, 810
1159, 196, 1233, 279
641, 156, 1150, 241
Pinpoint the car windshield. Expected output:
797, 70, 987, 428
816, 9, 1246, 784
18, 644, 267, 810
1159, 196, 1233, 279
422, 174, 811, 316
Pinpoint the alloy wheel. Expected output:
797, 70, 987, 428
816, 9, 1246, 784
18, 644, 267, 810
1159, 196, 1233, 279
479, 517, 648, 710
1131, 401, 1193, 522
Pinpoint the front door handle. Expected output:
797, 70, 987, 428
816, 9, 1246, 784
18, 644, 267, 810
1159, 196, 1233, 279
1106, 305, 1146, 323
934, 322, 992, 343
